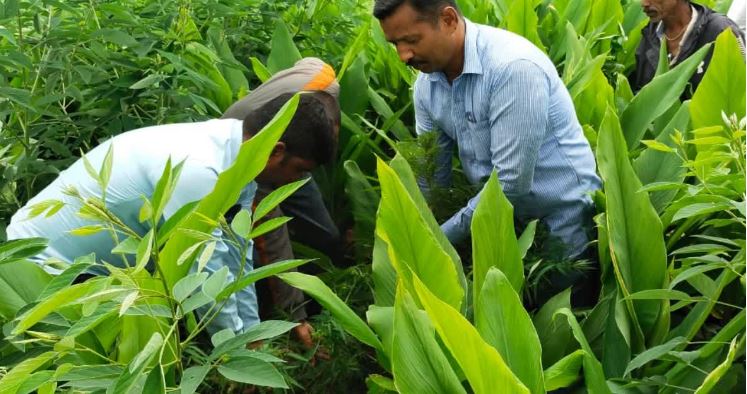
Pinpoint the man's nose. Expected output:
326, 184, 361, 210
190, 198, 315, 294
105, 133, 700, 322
396, 44, 414, 63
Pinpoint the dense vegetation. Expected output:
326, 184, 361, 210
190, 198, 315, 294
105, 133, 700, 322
0, 0, 744, 393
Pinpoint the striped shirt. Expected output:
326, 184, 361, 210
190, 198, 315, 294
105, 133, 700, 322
414, 19, 602, 257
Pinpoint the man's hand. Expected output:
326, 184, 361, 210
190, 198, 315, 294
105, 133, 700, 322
293, 321, 330, 365
293, 321, 315, 350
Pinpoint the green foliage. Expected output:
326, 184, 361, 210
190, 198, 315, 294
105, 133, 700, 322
1, 0, 745, 391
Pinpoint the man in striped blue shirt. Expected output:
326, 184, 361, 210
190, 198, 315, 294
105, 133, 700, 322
374, 0, 602, 258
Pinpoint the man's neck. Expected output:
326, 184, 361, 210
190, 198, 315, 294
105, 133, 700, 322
444, 20, 466, 83
663, 2, 692, 36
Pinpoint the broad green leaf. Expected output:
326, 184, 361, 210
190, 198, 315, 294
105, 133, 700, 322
176, 240, 205, 268
229, 209, 252, 238
372, 234, 397, 307
25, 199, 65, 220
248, 216, 293, 239
112, 332, 163, 394
112, 237, 139, 255
135, 229, 154, 272
0, 352, 56, 394
0, 238, 47, 267
554, 309, 612, 394
99, 144, 114, 191
672, 202, 734, 222
413, 276, 529, 393
173, 272, 208, 302
366, 305, 394, 364
13, 279, 105, 335
160, 94, 299, 289
65, 302, 118, 337
180, 365, 211, 394
118, 291, 139, 316
517, 219, 538, 259
217, 358, 287, 388
472, 172, 524, 304
690, 30, 746, 129
202, 265, 229, 299
338, 20, 371, 80
624, 336, 687, 376
533, 287, 573, 367
209, 320, 298, 361
597, 107, 668, 345
620, 44, 711, 149
366, 374, 397, 393
278, 272, 382, 350
55, 364, 123, 383
543, 350, 585, 391
17, 371, 55, 394
252, 177, 309, 222
250, 57, 271, 82
211, 329, 235, 347
368, 87, 412, 140
156, 201, 199, 247
387, 154, 467, 295
69, 225, 107, 236
339, 56, 369, 116
505, 0, 543, 50
150, 157, 186, 225
344, 160, 380, 253
391, 287, 466, 394
475, 268, 543, 393
36, 254, 94, 300
207, 27, 249, 98
217, 258, 310, 300
142, 365, 165, 394
376, 157, 464, 310
266, 20, 302, 73
601, 291, 632, 378
196, 241, 217, 273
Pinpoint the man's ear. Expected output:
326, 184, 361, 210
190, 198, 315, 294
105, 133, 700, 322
441, 6, 460, 31
270, 141, 286, 158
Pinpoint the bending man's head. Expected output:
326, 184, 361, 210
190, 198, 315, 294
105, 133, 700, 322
374, 0, 463, 75
242, 91, 337, 187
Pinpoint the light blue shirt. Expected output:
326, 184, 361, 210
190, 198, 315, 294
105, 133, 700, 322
7, 119, 259, 333
414, 20, 602, 257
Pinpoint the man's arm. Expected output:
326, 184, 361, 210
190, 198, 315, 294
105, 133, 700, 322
440, 60, 550, 244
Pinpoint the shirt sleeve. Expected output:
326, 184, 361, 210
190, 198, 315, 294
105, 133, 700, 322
161, 162, 258, 334
440, 60, 550, 244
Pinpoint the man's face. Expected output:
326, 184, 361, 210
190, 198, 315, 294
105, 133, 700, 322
640, 0, 680, 23
379, 3, 454, 73
257, 145, 317, 188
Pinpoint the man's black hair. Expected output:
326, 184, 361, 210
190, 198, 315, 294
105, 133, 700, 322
242, 91, 336, 166
373, 0, 459, 22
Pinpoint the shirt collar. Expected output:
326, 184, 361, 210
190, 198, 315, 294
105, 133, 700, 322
428, 18, 483, 82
